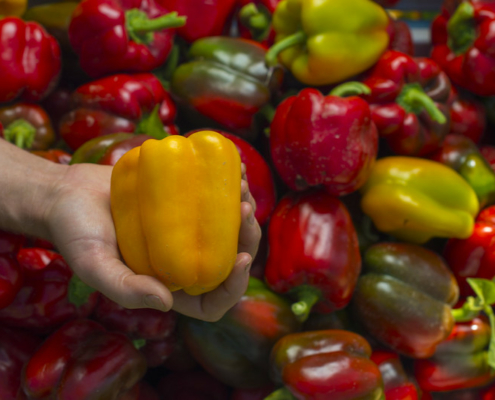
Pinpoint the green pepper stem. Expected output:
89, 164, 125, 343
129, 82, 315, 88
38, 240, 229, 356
451, 306, 481, 322
447, 2, 476, 55
265, 30, 306, 67
68, 274, 96, 308
239, 3, 271, 41
290, 285, 321, 322
135, 105, 168, 140
126, 10, 186, 45
330, 82, 371, 98
397, 83, 447, 124
4, 119, 36, 149
264, 387, 297, 400
133, 338, 146, 350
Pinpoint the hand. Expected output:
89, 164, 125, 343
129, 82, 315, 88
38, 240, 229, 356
45, 162, 262, 321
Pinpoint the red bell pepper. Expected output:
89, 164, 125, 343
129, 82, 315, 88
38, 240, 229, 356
361, 50, 451, 156
0, 254, 23, 310
444, 205, 495, 298
0, 103, 55, 151
156, 370, 230, 400
0, 230, 25, 255
414, 316, 495, 392
31, 149, 72, 165
0, 17, 61, 103
482, 145, 495, 171
20, 319, 147, 400
68, 0, 185, 78
270, 82, 378, 196
448, 87, 486, 144
59, 73, 177, 150
157, 0, 237, 43
267, 330, 384, 400
387, 17, 414, 56
431, 0, 495, 96
237, 0, 279, 48
264, 189, 361, 322
0, 248, 97, 333
0, 327, 42, 400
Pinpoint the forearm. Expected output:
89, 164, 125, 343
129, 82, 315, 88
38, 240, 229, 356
0, 139, 67, 240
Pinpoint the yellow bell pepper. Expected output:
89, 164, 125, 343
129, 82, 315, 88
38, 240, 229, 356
1, 0, 27, 17
360, 156, 479, 244
110, 131, 242, 295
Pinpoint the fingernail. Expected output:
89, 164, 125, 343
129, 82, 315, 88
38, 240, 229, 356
245, 261, 252, 273
248, 211, 255, 225
144, 294, 168, 312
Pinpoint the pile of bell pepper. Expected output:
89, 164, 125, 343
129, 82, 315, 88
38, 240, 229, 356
5, 0, 495, 398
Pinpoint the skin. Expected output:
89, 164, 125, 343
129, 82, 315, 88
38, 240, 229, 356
0, 138, 261, 321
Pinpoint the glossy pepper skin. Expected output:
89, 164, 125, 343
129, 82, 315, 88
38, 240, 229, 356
431, 0, 495, 96
0, 327, 42, 400
444, 205, 495, 297
171, 37, 283, 135
0, 17, 61, 103
351, 242, 459, 359
0, 103, 55, 151
414, 316, 495, 392
111, 130, 241, 295
430, 134, 495, 209
68, 0, 185, 78
0, 255, 23, 310
361, 50, 451, 156
157, 0, 237, 42
266, 0, 389, 86
264, 189, 361, 321
181, 277, 300, 389
60, 73, 177, 151
360, 156, 479, 244
448, 87, 486, 144
270, 83, 378, 196
268, 330, 384, 400
20, 319, 147, 400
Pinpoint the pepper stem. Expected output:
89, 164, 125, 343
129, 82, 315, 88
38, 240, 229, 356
330, 82, 371, 97
239, 3, 271, 42
264, 387, 297, 400
4, 119, 36, 149
396, 83, 447, 124
447, 2, 476, 55
133, 338, 146, 350
68, 274, 96, 308
266, 30, 306, 66
290, 285, 321, 322
135, 105, 168, 140
126, 10, 186, 45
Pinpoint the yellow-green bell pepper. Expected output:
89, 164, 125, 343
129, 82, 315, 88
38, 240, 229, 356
360, 156, 479, 244
265, 0, 389, 86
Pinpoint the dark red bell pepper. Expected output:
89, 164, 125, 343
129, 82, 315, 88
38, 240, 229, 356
157, 0, 237, 43
59, 73, 177, 150
370, 350, 419, 400
237, 0, 279, 48
156, 370, 230, 400
0, 248, 97, 333
270, 82, 378, 196
20, 319, 147, 400
361, 50, 451, 156
429, 134, 495, 209
387, 17, 414, 56
414, 316, 495, 392
431, 0, 495, 96
444, 205, 495, 298
267, 330, 384, 400
0, 255, 23, 310
351, 242, 459, 359
482, 145, 495, 171
0, 17, 61, 103
0, 103, 55, 151
0, 327, 42, 400
181, 277, 300, 389
264, 189, 361, 322
0, 230, 25, 255
68, 0, 185, 78
448, 87, 486, 144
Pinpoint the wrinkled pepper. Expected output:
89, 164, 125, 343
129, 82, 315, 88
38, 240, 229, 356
68, 0, 186, 77
265, 0, 389, 86
158, 0, 237, 42
430, 134, 495, 209
171, 36, 283, 136
413, 316, 495, 392
351, 242, 459, 359
448, 87, 486, 144
431, 0, 495, 96
60, 73, 177, 151
0, 103, 55, 151
0, 17, 61, 103
111, 130, 241, 295
20, 319, 147, 400
269, 81, 378, 196
181, 277, 300, 389
360, 156, 479, 244
266, 330, 384, 400
360, 50, 451, 156
444, 205, 495, 297
264, 189, 361, 322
